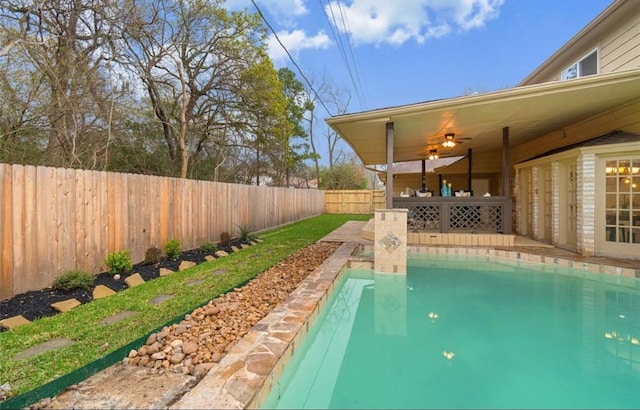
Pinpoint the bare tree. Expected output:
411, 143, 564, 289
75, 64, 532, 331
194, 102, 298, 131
119, 0, 286, 179
1, 0, 129, 168
301, 73, 351, 183
322, 83, 351, 168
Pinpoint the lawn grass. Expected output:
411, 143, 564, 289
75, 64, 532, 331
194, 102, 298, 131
0, 214, 371, 399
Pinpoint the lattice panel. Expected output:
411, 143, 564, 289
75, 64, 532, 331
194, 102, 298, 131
407, 205, 440, 231
450, 205, 503, 232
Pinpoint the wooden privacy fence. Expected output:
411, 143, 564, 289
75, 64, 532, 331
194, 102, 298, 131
0, 164, 325, 299
324, 190, 385, 214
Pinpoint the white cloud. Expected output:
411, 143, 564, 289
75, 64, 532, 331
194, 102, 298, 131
267, 29, 332, 62
325, 0, 504, 46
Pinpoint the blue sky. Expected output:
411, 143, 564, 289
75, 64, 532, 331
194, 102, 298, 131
227, 0, 614, 165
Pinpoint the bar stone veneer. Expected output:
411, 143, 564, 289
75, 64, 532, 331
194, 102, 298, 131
373, 209, 408, 274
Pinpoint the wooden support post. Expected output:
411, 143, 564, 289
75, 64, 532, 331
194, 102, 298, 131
502, 127, 510, 198
386, 122, 394, 209
467, 148, 473, 193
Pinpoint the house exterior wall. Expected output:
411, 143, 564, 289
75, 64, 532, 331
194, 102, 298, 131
600, 12, 640, 73
551, 161, 561, 246
515, 142, 640, 260
520, 0, 640, 85
577, 154, 597, 256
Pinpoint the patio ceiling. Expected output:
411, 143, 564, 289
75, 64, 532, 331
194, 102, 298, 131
326, 69, 640, 166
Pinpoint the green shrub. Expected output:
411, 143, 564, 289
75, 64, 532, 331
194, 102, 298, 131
144, 246, 162, 264
200, 241, 217, 253
236, 224, 256, 242
164, 239, 181, 260
53, 270, 95, 291
105, 249, 133, 275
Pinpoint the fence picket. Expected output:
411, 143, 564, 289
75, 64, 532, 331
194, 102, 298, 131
0, 164, 14, 299
1, 164, 325, 298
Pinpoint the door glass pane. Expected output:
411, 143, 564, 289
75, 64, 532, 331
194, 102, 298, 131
604, 156, 640, 244
619, 194, 630, 209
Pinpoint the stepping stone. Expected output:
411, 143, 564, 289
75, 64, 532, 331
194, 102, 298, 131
204, 255, 215, 262
0, 315, 31, 330
179, 261, 197, 271
14, 338, 75, 361
231, 246, 240, 252
93, 285, 116, 299
159, 268, 174, 277
51, 298, 81, 312
215, 250, 229, 257
150, 294, 174, 304
186, 279, 203, 286
125, 273, 145, 287
241, 243, 250, 249
212, 269, 227, 275
99, 310, 139, 325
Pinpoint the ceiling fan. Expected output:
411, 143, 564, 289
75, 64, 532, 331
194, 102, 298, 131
442, 132, 471, 148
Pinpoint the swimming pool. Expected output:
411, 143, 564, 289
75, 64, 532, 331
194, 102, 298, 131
261, 254, 640, 409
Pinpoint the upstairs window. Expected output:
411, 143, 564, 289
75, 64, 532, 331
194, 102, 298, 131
561, 49, 598, 80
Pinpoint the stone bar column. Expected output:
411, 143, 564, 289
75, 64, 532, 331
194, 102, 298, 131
374, 209, 408, 274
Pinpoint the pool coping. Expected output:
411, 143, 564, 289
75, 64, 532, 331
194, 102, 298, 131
171, 243, 639, 409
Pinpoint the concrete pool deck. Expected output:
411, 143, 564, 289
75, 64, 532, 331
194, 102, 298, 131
173, 221, 639, 409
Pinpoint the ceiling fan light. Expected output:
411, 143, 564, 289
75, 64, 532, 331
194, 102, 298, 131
428, 149, 439, 160
443, 133, 456, 148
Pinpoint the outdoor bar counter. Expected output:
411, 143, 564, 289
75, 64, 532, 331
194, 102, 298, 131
393, 196, 512, 234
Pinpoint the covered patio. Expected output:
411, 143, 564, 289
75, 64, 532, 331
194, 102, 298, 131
326, 70, 640, 237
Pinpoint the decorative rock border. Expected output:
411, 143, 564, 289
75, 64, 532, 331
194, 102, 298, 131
120, 242, 343, 383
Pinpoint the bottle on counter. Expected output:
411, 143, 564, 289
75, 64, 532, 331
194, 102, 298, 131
441, 180, 448, 197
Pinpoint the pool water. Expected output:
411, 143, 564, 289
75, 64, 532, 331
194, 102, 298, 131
262, 255, 640, 409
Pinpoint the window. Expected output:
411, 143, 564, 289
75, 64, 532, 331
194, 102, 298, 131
561, 49, 598, 80
605, 159, 640, 244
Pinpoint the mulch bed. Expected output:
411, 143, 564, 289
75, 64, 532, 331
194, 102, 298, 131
0, 241, 244, 329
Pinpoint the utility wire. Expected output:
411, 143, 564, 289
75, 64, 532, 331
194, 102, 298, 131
250, 0, 334, 116
323, 0, 366, 110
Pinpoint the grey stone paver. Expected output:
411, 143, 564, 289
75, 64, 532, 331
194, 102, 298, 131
14, 338, 76, 361
149, 294, 174, 304
99, 311, 139, 325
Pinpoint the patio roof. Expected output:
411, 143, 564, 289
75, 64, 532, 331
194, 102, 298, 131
326, 69, 640, 166
384, 157, 465, 174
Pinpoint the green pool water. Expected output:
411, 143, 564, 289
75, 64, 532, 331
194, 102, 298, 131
262, 254, 640, 409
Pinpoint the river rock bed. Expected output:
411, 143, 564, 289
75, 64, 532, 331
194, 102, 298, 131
122, 242, 341, 377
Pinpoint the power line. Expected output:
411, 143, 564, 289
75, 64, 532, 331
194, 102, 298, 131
250, 0, 334, 116
325, 0, 367, 110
